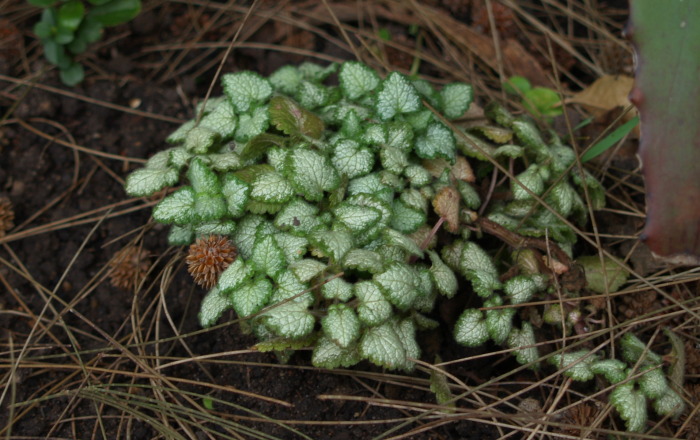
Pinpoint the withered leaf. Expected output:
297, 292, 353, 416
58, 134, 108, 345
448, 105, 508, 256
433, 186, 461, 233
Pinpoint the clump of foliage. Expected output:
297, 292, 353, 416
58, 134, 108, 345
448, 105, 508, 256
29, 0, 141, 85
123, 60, 680, 431
551, 332, 685, 432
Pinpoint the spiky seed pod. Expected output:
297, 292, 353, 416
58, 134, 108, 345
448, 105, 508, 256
186, 235, 237, 289
109, 246, 150, 290
0, 197, 15, 238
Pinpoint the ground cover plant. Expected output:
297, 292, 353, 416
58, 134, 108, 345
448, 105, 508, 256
2, 1, 699, 439
28, 0, 141, 85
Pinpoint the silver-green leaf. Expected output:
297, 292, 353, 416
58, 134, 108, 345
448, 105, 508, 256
322, 304, 361, 348
359, 322, 406, 369
375, 72, 421, 120
230, 277, 272, 317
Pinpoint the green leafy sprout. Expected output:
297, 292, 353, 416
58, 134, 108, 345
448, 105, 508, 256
124, 61, 679, 431
29, 0, 142, 85
504, 75, 563, 120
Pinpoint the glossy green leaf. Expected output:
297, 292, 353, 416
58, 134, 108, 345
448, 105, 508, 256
42, 39, 71, 69
522, 87, 562, 118
88, 0, 141, 26
57, 1, 85, 31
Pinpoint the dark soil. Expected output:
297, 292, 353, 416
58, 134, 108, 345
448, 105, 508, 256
0, 81, 498, 439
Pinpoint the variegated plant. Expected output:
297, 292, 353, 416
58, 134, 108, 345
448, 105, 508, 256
550, 332, 685, 432
127, 61, 590, 372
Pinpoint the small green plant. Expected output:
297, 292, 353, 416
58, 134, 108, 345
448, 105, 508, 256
124, 61, 681, 431
551, 332, 685, 432
504, 75, 563, 120
29, 0, 141, 85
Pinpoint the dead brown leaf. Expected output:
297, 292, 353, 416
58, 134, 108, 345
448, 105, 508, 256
566, 74, 636, 119
433, 186, 461, 233
450, 156, 475, 183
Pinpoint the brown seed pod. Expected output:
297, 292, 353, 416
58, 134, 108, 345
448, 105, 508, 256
109, 245, 150, 290
186, 235, 237, 289
0, 197, 15, 238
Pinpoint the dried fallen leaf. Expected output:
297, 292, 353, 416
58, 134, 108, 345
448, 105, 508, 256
566, 74, 636, 119
450, 156, 476, 183
433, 186, 460, 233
